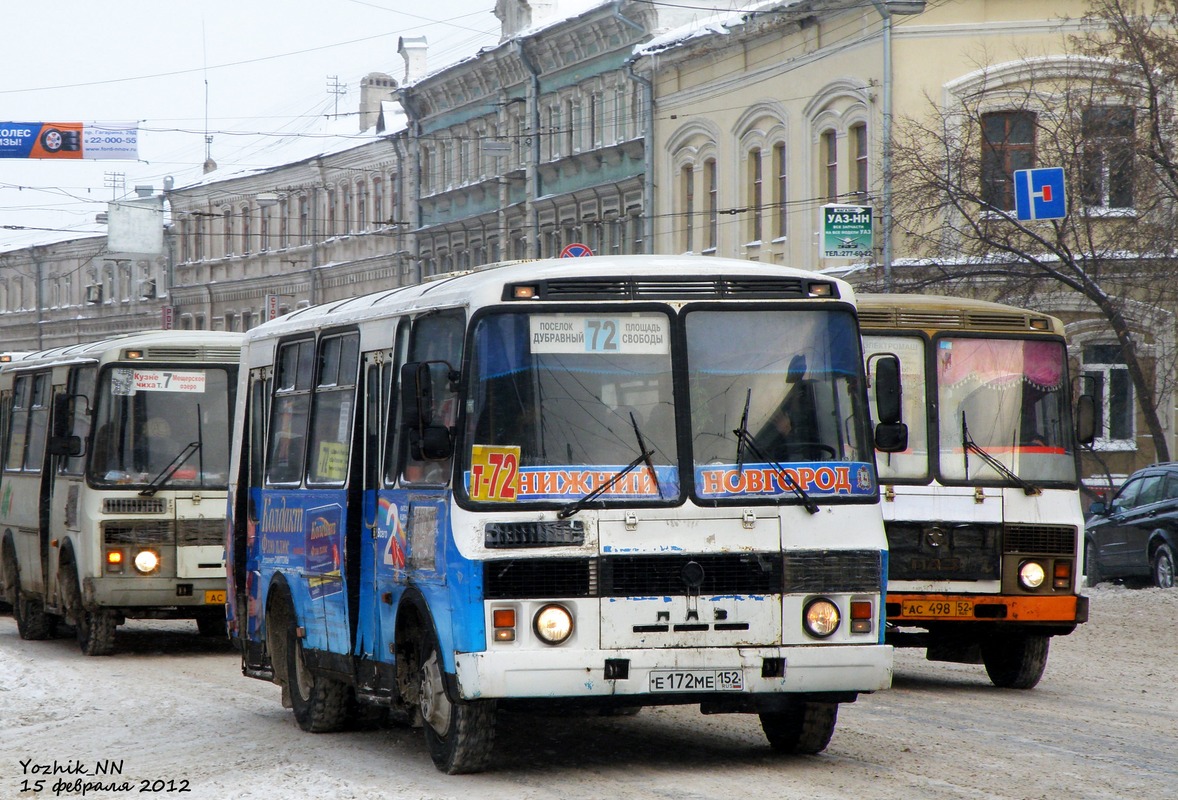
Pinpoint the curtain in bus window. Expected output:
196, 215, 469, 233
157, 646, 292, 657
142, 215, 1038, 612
937, 338, 1074, 483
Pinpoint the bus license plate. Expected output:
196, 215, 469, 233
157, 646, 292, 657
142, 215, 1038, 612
204, 590, 227, 605
649, 669, 744, 692
901, 599, 973, 618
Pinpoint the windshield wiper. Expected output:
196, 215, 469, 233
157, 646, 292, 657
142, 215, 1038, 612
961, 412, 1041, 496
735, 388, 752, 476
557, 449, 654, 520
139, 441, 201, 497
629, 411, 660, 497
731, 427, 819, 514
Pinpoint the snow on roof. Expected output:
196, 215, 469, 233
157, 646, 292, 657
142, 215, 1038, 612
0, 227, 106, 255
638, 0, 805, 56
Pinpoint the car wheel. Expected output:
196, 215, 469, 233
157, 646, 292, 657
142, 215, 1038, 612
1085, 539, 1103, 587
1152, 543, 1176, 589
760, 698, 839, 754
981, 633, 1049, 689
417, 625, 496, 774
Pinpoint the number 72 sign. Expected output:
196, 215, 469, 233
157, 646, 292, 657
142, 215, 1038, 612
468, 445, 521, 501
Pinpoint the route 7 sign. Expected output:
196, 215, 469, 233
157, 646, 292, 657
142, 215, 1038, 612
1013, 167, 1066, 221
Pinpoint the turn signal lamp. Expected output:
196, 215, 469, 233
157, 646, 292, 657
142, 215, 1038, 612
493, 608, 516, 642
850, 600, 873, 634
105, 549, 125, 573
808, 282, 833, 297
1053, 560, 1072, 590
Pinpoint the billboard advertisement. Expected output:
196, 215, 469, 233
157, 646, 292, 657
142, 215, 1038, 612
0, 122, 138, 159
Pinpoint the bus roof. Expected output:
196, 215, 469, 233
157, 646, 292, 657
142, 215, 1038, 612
245, 255, 854, 342
856, 293, 1064, 337
0, 330, 244, 373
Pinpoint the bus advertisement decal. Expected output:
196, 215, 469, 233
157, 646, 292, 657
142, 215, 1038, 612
306, 504, 343, 600
110, 367, 207, 395
695, 462, 876, 499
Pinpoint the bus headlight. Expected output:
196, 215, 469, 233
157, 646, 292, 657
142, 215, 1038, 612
1018, 560, 1046, 590
133, 549, 160, 575
533, 604, 573, 645
803, 598, 840, 638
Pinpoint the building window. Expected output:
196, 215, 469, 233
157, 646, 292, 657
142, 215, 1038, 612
194, 217, 204, 261
773, 142, 787, 239
298, 195, 310, 244
1082, 106, 1135, 210
681, 164, 694, 253
820, 129, 839, 203
1083, 343, 1135, 448
241, 206, 251, 255
326, 188, 337, 237
852, 123, 868, 198
373, 178, 384, 227
223, 208, 234, 256
279, 197, 289, 248
748, 147, 763, 243
981, 110, 1036, 211
705, 158, 718, 251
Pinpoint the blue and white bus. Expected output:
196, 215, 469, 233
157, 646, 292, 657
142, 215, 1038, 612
226, 255, 905, 773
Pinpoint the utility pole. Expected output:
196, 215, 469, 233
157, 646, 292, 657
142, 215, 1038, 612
327, 76, 347, 119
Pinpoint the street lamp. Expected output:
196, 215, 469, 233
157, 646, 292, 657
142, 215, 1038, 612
870, 0, 926, 292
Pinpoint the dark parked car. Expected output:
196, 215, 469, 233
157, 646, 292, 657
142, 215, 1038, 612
1085, 463, 1178, 589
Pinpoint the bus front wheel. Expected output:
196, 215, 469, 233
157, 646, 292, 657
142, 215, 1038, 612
60, 559, 117, 656
759, 698, 839, 754
981, 633, 1049, 689
417, 628, 496, 774
286, 613, 348, 732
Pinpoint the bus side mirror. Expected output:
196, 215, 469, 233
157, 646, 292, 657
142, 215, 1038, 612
1076, 393, 1096, 446
46, 393, 83, 457
399, 361, 454, 461
871, 354, 908, 453
873, 355, 902, 424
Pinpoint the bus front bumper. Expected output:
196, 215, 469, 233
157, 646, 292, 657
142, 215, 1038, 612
453, 644, 893, 701
886, 593, 1088, 626
84, 576, 226, 611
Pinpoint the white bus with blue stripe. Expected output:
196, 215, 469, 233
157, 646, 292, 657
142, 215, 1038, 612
226, 255, 905, 773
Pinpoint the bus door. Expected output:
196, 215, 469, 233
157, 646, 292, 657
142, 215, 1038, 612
390, 312, 465, 663
302, 332, 360, 657
44, 367, 96, 601
5, 371, 53, 593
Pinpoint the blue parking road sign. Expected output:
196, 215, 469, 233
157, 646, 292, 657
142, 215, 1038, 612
1013, 167, 1066, 221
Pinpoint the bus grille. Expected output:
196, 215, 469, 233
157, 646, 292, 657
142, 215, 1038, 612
483, 550, 881, 599
103, 497, 167, 514
177, 518, 226, 547
143, 346, 240, 362
601, 553, 782, 596
858, 306, 1047, 332
1004, 524, 1076, 555
104, 520, 173, 545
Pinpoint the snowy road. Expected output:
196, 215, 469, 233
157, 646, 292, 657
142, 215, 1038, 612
2, 584, 1175, 800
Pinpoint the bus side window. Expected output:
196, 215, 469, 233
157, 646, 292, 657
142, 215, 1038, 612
248, 369, 269, 496
266, 338, 315, 485
383, 321, 407, 485
62, 367, 96, 475
307, 332, 359, 485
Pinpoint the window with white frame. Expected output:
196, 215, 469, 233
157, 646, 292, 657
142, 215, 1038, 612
681, 163, 694, 253
747, 146, 763, 243
1083, 343, 1135, 448
851, 123, 868, 198
705, 158, 718, 251
981, 110, 1036, 211
821, 130, 838, 203
773, 142, 787, 239
1081, 106, 1135, 210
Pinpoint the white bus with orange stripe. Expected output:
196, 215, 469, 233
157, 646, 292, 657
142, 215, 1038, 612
859, 294, 1094, 688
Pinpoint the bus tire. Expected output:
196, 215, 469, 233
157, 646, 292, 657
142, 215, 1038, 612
286, 614, 348, 733
417, 627, 496, 774
8, 544, 57, 640
981, 633, 1049, 689
0, 540, 16, 613
60, 560, 117, 656
196, 609, 226, 637
759, 699, 838, 754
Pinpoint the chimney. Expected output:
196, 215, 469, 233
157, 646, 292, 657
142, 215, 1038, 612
398, 36, 428, 84
359, 72, 398, 132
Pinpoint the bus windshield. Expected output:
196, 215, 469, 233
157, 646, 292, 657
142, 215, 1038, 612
465, 310, 678, 503
89, 365, 235, 489
686, 308, 875, 501
936, 337, 1076, 483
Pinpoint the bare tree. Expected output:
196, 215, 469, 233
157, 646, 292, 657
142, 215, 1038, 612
881, 0, 1178, 463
